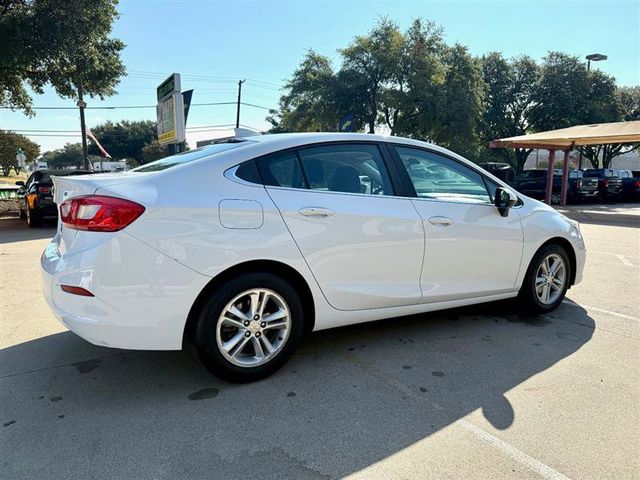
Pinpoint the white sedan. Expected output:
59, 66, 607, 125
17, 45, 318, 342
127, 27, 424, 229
42, 133, 585, 382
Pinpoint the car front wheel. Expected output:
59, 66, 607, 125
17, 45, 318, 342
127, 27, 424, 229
519, 244, 571, 313
195, 273, 304, 383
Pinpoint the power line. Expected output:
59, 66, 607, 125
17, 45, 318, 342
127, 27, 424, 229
1, 101, 274, 111
10, 123, 237, 134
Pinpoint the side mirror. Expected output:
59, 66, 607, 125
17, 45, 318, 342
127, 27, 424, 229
15, 181, 25, 187
494, 187, 517, 217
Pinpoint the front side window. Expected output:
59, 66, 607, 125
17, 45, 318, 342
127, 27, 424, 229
297, 144, 393, 196
394, 146, 491, 204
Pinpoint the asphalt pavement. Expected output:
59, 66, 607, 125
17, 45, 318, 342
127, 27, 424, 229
1, 207, 638, 480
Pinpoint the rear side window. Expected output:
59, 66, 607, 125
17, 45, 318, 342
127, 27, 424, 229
256, 151, 307, 188
235, 160, 261, 184
297, 144, 393, 195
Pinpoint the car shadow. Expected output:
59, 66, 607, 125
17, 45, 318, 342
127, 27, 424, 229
558, 204, 639, 229
0, 217, 56, 244
1, 300, 594, 479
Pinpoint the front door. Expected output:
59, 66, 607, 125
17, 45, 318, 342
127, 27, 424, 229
392, 145, 524, 303
259, 143, 424, 311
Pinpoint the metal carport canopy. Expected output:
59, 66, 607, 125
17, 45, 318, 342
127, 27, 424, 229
489, 120, 640, 205
489, 120, 640, 149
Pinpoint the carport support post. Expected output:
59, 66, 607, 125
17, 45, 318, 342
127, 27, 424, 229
545, 149, 556, 205
560, 149, 571, 206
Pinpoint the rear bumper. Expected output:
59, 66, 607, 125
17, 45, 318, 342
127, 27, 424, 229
41, 232, 210, 350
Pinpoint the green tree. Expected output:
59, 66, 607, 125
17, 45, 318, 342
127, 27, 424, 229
0, 0, 125, 116
142, 141, 168, 163
578, 84, 638, 169
530, 52, 620, 131
0, 130, 40, 176
430, 44, 484, 159
88, 120, 157, 164
266, 50, 339, 133
479, 53, 539, 172
617, 86, 640, 121
40, 143, 84, 169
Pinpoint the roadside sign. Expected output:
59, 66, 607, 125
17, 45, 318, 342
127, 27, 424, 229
157, 73, 181, 102
156, 74, 185, 145
156, 92, 185, 145
339, 113, 355, 132
182, 89, 193, 126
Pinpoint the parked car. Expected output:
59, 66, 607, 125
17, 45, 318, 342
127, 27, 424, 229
0, 184, 21, 215
582, 169, 623, 201
478, 162, 516, 185
513, 169, 598, 204
42, 133, 586, 382
620, 170, 640, 201
17, 169, 92, 227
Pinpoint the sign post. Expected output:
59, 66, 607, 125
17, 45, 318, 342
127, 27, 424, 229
156, 73, 186, 151
16, 148, 26, 169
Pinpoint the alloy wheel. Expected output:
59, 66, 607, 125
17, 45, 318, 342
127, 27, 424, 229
216, 288, 291, 368
535, 253, 566, 305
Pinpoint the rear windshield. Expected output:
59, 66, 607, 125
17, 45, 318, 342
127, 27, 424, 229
131, 141, 251, 173
584, 169, 615, 178
519, 170, 546, 178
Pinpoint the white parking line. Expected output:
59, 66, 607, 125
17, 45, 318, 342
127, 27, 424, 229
339, 350, 572, 480
562, 300, 639, 321
590, 250, 638, 266
459, 420, 571, 480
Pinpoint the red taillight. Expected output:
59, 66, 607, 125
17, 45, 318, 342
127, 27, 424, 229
635, 180, 640, 188
603, 179, 609, 187
60, 285, 94, 297
60, 195, 145, 232
38, 186, 51, 194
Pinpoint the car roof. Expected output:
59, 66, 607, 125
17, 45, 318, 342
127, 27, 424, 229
234, 132, 438, 150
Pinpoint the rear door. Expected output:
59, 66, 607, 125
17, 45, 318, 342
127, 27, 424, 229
260, 143, 424, 311
390, 145, 523, 303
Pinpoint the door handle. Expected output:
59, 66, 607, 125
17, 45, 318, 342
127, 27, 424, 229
428, 216, 453, 227
299, 207, 335, 217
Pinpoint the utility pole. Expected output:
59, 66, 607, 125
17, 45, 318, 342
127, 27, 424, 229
77, 79, 89, 170
236, 79, 245, 129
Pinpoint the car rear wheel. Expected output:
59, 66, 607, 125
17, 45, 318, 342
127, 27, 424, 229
26, 207, 41, 228
195, 273, 304, 383
519, 244, 570, 313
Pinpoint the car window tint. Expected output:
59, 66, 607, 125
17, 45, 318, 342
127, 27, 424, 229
297, 144, 393, 195
235, 160, 261, 184
395, 146, 491, 204
256, 151, 307, 189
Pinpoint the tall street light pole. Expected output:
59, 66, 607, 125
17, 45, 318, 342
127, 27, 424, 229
579, 53, 608, 169
236, 79, 245, 129
77, 79, 89, 170
586, 53, 607, 71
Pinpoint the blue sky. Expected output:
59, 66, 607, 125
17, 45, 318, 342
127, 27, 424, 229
3, 0, 639, 153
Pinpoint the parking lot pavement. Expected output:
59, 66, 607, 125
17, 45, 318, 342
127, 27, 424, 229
1, 211, 638, 480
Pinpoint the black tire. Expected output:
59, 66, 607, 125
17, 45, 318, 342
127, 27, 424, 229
195, 272, 305, 383
518, 244, 571, 313
19, 207, 26, 220
26, 207, 41, 227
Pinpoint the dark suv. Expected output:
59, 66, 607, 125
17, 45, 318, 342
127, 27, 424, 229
17, 169, 92, 227
513, 169, 598, 204
583, 169, 623, 201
